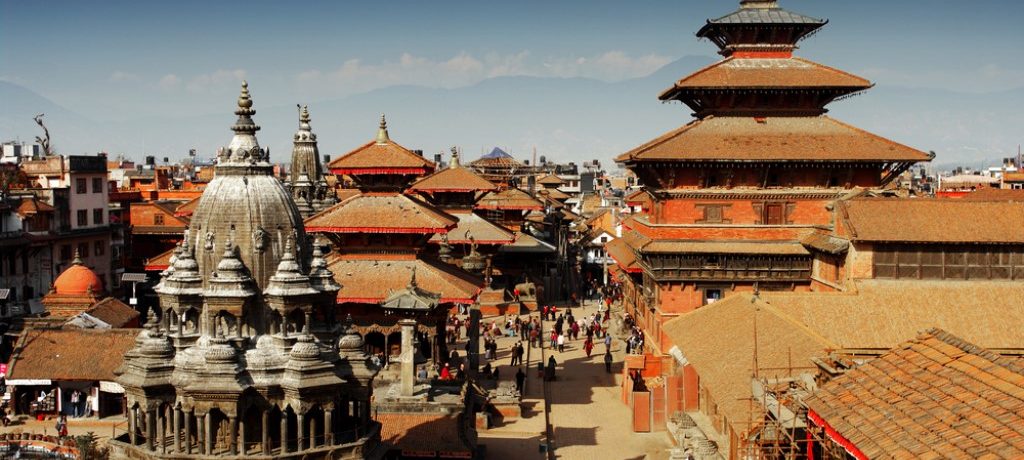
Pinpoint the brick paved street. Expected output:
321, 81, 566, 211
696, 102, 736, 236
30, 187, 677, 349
478, 300, 672, 460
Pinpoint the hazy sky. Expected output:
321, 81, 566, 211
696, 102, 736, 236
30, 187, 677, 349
1, 0, 1022, 165
3, 0, 1022, 117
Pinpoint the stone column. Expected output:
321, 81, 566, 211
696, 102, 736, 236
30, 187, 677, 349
262, 410, 270, 454
399, 318, 416, 397
239, 415, 247, 455
204, 412, 213, 455
280, 411, 289, 454
324, 407, 333, 445
146, 408, 156, 451
159, 409, 167, 453
197, 412, 204, 454
129, 406, 137, 446
173, 407, 182, 452
185, 410, 193, 454
309, 416, 317, 449
297, 412, 306, 451
228, 415, 238, 455
178, 312, 184, 336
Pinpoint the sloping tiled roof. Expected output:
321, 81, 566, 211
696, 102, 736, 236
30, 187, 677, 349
328, 140, 434, 175
537, 173, 566, 185
840, 198, 1024, 243
174, 196, 201, 217
475, 188, 545, 211
762, 280, 1024, 350
407, 165, 497, 193
799, 231, 849, 254
704, 4, 825, 26
640, 240, 810, 256
85, 297, 140, 328
663, 294, 832, 436
427, 211, 515, 245
959, 188, 1024, 201
7, 328, 139, 381
498, 232, 556, 254
15, 198, 55, 217
328, 256, 481, 304
805, 329, 1024, 460
376, 412, 472, 455
605, 237, 640, 273
661, 57, 869, 97
536, 187, 570, 201
615, 116, 931, 163
306, 193, 457, 234
144, 246, 175, 271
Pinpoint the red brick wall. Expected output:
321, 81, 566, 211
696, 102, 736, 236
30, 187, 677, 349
657, 198, 832, 226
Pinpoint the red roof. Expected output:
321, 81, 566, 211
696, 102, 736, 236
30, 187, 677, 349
144, 246, 175, 271
305, 193, 457, 234
806, 329, 1024, 459
375, 412, 472, 456
328, 256, 481, 304
427, 211, 515, 245
15, 198, 55, 217
328, 140, 434, 175
407, 165, 497, 193
840, 198, 1024, 243
616, 116, 932, 163
660, 57, 871, 96
7, 328, 139, 382
475, 188, 545, 211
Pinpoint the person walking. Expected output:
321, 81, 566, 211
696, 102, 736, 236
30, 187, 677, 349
604, 332, 613, 352
584, 337, 594, 357
515, 368, 526, 394
604, 351, 613, 373
557, 333, 566, 353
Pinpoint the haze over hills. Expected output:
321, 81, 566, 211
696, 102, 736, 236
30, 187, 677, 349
1, 56, 1020, 168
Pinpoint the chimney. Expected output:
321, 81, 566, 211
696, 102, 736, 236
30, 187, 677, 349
413, 149, 424, 157
323, 154, 331, 164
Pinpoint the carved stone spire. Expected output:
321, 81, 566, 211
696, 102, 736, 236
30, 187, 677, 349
226, 81, 263, 162
291, 104, 326, 218
376, 113, 390, 144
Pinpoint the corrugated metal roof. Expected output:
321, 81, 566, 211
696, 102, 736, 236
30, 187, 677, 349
709, 7, 824, 25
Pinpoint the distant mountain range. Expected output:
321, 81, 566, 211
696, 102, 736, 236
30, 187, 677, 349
1, 56, 1020, 168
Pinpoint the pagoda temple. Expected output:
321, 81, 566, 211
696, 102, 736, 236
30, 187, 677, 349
111, 83, 381, 459
310, 117, 481, 365
611, 0, 931, 434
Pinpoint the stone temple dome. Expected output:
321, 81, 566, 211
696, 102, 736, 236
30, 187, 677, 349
53, 251, 104, 295
187, 81, 307, 289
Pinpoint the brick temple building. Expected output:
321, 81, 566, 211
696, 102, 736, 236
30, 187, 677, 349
609, 0, 932, 436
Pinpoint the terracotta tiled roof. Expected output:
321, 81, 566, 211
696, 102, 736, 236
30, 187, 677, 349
328, 140, 434, 175
639, 240, 810, 256
15, 198, 55, 217
799, 231, 849, 254
328, 256, 481, 304
475, 188, 544, 211
624, 188, 650, 205
407, 165, 497, 193
663, 294, 832, 436
85, 297, 140, 328
306, 193, 457, 234
174, 196, 201, 217
375, 412, 472, 455
428, 211, 514, 245
605, 237, 640, 273
805, 329, 1024, 460
144, 246, 175, 271
536, 187, 570, 201
334, 188, 361, 202
660, 57, 870, 96
615, 116, 931, 163
959, 188, 1024, 201
498, 232, 556, 254
840, 198, 1024, 243
761, 280, 1024, 350
7, 328, 139, 381
537, 173, 565, 185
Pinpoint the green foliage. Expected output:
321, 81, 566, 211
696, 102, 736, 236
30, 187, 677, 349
73, 432, 109, 460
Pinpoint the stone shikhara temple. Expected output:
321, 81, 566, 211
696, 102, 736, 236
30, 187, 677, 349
111, 83, 381, 458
